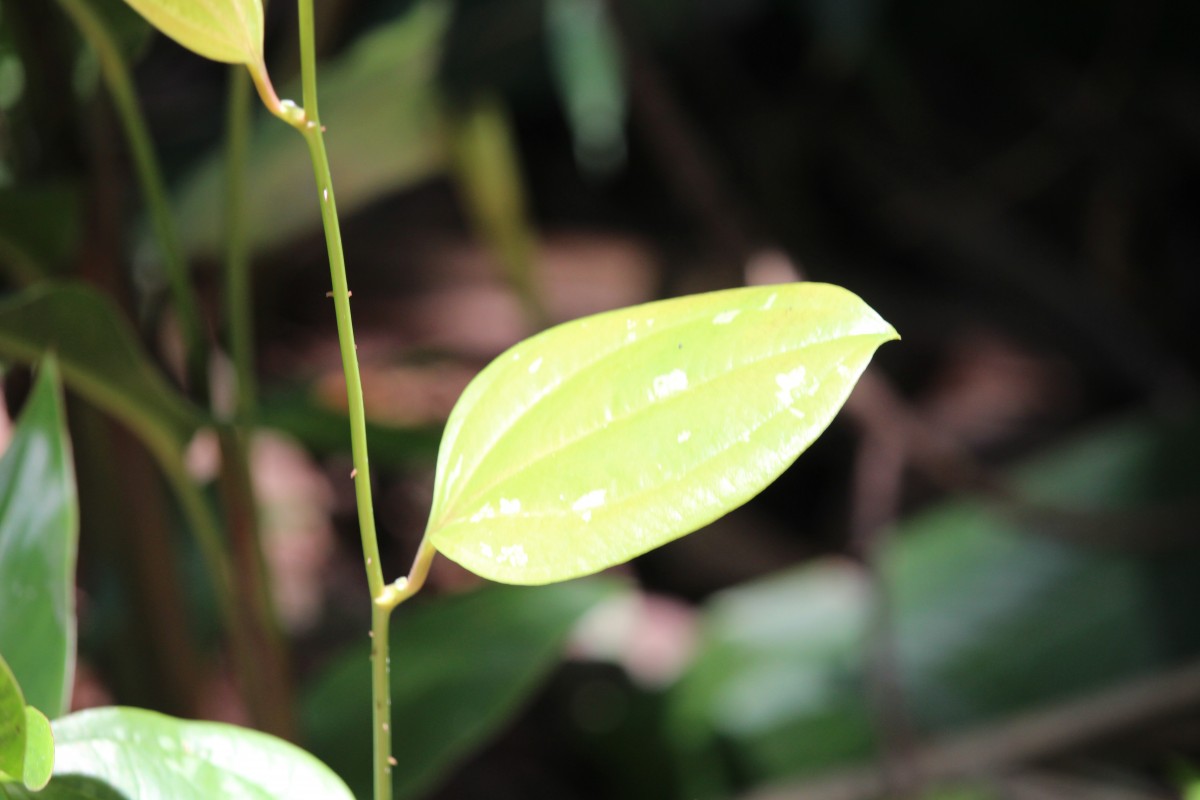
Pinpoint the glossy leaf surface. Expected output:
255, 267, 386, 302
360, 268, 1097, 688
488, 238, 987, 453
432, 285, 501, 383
0, 358, 77, 719
0, 283, 205, 462
303, 579, 620, 798
119, 0, 263, 64
29, 707, 352, 799
427, 282, 897, 584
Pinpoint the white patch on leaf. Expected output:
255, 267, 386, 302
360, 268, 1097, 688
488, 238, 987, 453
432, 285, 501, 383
497, 544, 528, 567
573, 488, 608, 521
499, 497, 522, 515
677, 430, 691, 443
775, 366, 817, 406
528, 356, 543, 374
445, 455, 463, 493
652, 369, 689, 400
469, 503, 496, 523
712, 310, 740, 325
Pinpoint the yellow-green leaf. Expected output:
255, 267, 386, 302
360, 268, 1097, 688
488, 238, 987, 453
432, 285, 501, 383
120, 0, 263, 65
427, 282, 898, 585
20, 708, 52, 792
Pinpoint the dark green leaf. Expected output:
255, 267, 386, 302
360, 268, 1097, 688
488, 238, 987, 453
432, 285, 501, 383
0, 283, 206, 462
545, 0, 627, 174
303, 579, 621, 799
669, 410, 1200, 789
257, 389, 441, 467
0, 357, 77, 718
0, 184, 79, 284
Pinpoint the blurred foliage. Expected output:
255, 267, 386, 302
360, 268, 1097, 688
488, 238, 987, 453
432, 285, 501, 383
669, 408, 1200, 795
2, 0, 1198, 797
302, 579, 621, 798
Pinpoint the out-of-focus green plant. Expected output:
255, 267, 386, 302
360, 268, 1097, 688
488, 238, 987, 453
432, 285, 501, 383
0, 0, 895, 798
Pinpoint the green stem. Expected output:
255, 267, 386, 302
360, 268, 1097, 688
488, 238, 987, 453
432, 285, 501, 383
224, 67, 256, 417
279, 2, 401, 795
288, 0, 384, 604
55, 0, 210, 399
268, 0, 447, 790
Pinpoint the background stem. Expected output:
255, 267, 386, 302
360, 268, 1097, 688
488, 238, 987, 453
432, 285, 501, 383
54, 0, 210, 399
225, 67, 257, 419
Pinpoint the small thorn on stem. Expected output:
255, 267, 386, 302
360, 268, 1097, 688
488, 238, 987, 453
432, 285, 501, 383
351, 468, 358, 479
388, 756, 397, 766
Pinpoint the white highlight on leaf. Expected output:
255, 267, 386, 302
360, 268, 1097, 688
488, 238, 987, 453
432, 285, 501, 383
469, 503, 495, 523
528, 356, 543, 374
604, 407, 614, 423
836, 363, 852, 379
572, 488, 607, 522
499, 497, 522, 515
712, 309, 740, 325
761, 292, 777, 310
652, 368, 689, 400
677, 430, 691, 443
625, 331, 637, 343
445, 455, 463, 493
497, 544, 528, 567
775, 365, 816, 406
789, 407, 807, 419
480, 543, 494, 558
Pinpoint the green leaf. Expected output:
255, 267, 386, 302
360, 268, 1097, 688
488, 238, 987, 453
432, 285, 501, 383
0, 657, 51, 791
119, 0, 263, 65
0, 656, 25, 784
32, 707, 353, 799
668, 409, 1200, 790
545, 0, 628, 174
427, 282, 897, 584
0, 357, 78, 719
0, 282, 206, 462
0, 183, 80, 284
20, 709, 52, 792
303, 579, 620, 799
258, 389, 441, 467
172, 0, 449, 258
